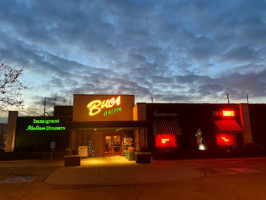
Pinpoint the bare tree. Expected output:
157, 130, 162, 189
48, 93, 68, 106
41, 93, 72, 116
0, 63, 26, 110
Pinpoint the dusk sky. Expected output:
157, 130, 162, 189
1, 0, 266, 117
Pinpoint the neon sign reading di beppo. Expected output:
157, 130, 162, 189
87, 96, 121, 116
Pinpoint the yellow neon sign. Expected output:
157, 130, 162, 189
87, 96, 121, 116
161, 139, 170, 144
222, 110, 234, 117
222, 137, 229, 142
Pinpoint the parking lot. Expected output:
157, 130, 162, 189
1, 157, 266, 200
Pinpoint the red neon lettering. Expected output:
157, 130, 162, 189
222, 110, 234, 117
221, 137, 229, 143
161, 138, 170, 144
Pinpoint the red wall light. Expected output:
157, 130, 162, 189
155, 134, 177, 148
222, 110, 235, 117
216, 133, 235, 146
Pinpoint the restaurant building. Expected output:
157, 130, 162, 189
4, 94, 266, 158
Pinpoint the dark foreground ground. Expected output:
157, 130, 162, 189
1, 157, 266, 200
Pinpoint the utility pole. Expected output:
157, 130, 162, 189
151, 96, 153, 103
43, 97, 46, 116
247, 94, 249, 104
227, 93, 230, 104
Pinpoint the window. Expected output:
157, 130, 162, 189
216, 133, 235, 146
155, 134, 177, 148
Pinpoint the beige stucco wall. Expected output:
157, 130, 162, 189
133, 103, 147, 151
134, 128, 147, 151
133, 103, 146, 121
134, 129, 140, 151
71, 97, 149, 155
239, 103, 253, 146
73, 94, 135, 121
74, 130, 104, 156
5, 111, 18, 152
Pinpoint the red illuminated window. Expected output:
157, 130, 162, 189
216, 133, 235, 146
222, 110, 235, 117
155, 134, 177, 148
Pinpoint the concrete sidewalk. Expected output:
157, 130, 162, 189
44, 156, 203, 186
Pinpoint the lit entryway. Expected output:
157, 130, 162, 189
104, 134, 122, 156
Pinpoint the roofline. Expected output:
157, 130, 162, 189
138, 102, 243, 105
73, 94, 135, 97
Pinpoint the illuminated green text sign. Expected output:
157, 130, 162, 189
103, 107, 122, 116
33, 119, 60, 124
26, 119, 66, 131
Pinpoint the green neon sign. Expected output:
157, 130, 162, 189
103, 107, 122, 116
33, 119, 59, 124
26, 119, 66, 131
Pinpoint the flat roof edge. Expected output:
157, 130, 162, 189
73, 94, 135, 97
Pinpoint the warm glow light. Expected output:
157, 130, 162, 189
199, 144, 206, 150
161, 138, 170, 144
222, 110, 235, 117
221, 137, 229, 142
87, 96, 121, 116
216, 133, 235, 146
155, 134, 177, 148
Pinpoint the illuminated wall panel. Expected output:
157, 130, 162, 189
155, 134, 177, 148
216, 133, 235, 146
73, 94, 134, 121
15, 116, 71, 152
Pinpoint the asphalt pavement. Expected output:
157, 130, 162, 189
1, 157, 266, 200
44, 156, 204, 186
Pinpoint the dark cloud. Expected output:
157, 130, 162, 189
0, 0, 266, 115
224, 46, 259, 62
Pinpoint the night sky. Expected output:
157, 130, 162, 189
1, 0, 266, 117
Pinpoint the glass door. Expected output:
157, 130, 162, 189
104, 134, 121, 156
112, 135, 121, 155
104, 136, 112, 155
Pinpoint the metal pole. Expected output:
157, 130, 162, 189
69, 130, 72, 155
44, 97, 46, 116
50, 148, 53, 160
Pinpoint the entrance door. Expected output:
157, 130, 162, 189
104, 134, 121, 156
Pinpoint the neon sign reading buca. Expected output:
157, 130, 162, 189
87, 96, 121, 116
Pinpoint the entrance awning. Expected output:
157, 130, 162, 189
153, 120, 182, 135
214, 120, 243, 133
66, 120, 151, 131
